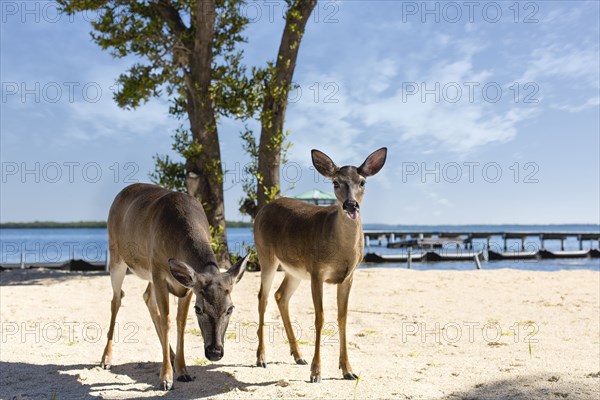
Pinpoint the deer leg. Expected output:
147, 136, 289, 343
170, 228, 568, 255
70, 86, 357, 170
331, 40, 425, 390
337, 274, 358, 380
100, 257, 127, 369
152, 279, 174, 391
256, 254, 277, 367
175, 291, 193, 382
143, 283, 176, 366
274, 274, 306, 365
310, 275, 324, 383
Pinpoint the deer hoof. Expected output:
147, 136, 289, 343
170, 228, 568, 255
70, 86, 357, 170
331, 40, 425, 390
100, 354, 112, 369
256, 361, 267, 368
296, 359, 308, 365
100, 358, 111, 370
158, 380, 173, 391
310, 374, 321, 383
177, 374, 193, 382
343, 372, 359, 380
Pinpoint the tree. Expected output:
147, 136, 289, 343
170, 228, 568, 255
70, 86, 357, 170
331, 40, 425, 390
240, 0, 317, 218
59, 0, 260, 266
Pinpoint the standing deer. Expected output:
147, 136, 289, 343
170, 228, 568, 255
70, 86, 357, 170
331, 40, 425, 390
254, 147, 387, 382
100, 183, 248, 390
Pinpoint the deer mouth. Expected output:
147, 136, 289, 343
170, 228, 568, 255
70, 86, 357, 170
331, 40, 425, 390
345, 209, 359, 220
343, 201, 360, 220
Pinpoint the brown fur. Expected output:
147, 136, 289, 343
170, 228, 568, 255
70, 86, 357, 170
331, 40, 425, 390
100, 183, 247, 391
254, 148, 387, 382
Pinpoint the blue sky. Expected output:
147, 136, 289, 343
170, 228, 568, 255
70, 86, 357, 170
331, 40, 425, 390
1, 1, 599, 224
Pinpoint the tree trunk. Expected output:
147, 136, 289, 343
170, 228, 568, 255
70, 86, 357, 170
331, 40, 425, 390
185, 99, 229, 267
184, 0, 230, 267
256, 0, 317, 213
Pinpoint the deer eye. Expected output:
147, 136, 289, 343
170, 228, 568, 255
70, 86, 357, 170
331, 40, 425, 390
333, 180, 340, 188
226, 306, 234, 316
360, 180, 366, 187
194, 305, 204, 315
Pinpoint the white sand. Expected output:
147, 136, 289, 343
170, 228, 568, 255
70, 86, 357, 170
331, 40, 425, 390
1, 267, 599, 399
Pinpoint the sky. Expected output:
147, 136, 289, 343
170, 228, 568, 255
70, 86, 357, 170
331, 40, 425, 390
1, 0, 599, 225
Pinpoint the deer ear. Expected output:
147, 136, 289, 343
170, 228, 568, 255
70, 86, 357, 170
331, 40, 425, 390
225, 254, 249, 285
168, 258, 197, 288
311, 149, 338, 178
358, 147, 387, 177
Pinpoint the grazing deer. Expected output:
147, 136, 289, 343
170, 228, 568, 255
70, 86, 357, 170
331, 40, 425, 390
100, 183, 248, 390
254, 147, 387, 382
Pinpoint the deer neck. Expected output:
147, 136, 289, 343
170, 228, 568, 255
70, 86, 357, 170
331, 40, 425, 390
180, 236, 219, 275
333, 204, 363, 244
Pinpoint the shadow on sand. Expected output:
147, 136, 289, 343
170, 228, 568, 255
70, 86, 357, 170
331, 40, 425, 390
0, 268, 107, 287
0, 361, 277, 399
442, 373, 599, 400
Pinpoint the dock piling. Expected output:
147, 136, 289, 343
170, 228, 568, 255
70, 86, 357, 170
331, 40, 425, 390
474, 253, 481, 270
541, 234, 545, 250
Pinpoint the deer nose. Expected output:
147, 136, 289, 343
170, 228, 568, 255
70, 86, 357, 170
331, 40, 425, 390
343, 200, 359, 212
205, 345, 224, 361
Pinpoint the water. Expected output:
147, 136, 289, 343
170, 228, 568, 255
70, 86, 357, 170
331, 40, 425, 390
1, 225, 598, 271
0, 227, 254, 266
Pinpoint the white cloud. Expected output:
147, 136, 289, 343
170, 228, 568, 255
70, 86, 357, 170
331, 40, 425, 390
285, 68, 372, 163
63, 95, 174, 143
551, 96, 600, 113
55, 63, 177, 145
518, 44, 600, 87
289, 40, 537, 155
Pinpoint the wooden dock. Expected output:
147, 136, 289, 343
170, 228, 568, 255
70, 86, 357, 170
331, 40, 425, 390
364, 230, 600, 251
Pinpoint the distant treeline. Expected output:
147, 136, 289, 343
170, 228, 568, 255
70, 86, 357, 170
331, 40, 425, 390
0, 221, 108, 228
0, 220, 253, 229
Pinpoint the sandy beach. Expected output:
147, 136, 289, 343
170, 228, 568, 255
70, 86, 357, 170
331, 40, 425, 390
1, 267, 598, 399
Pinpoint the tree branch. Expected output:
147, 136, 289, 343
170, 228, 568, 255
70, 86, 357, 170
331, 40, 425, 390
153, 0, 189, 39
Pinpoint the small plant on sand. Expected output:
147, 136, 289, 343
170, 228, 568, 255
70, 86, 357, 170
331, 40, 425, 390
190, 328, 201, 336
285, 339, 311, 345
356, 329, 379, 337
516, 320, 536, 326
353, 372, 361, 400
194, 357, 209, 366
